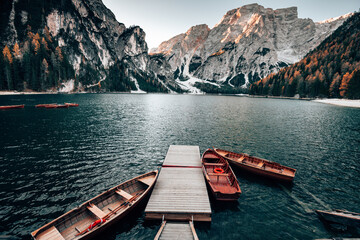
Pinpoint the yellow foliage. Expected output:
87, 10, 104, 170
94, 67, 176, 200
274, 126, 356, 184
41, 37, 49, 51
3, 45, 13, 64
13, 43, 20, 58
34, 33, 40, 41
32, 39, 40, 55
210, 49, 225, 57
56, 46, 63, 62
44, 26, 52, 42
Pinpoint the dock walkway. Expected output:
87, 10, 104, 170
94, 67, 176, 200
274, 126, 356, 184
154, 221, 198, 240
145, 145, 211, 222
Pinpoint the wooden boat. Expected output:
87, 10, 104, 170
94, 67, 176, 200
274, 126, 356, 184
35, 104, 56, 108
214, 148, 296, 182
0, 104, 24, 109
31, 171, 158, 240
315, 209, 360, 227
65, 103, 79, 107
154, 220, 199, 240
44, 104, 69, 109
202, 149, 241, 201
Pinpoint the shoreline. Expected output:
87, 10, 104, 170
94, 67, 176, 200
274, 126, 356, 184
312, 98, 360, 108
1, 91, 359, 108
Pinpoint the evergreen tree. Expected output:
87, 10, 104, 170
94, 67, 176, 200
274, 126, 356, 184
3, 45, 13, 90
0, 54, 3, 90
41, 58, 49, 90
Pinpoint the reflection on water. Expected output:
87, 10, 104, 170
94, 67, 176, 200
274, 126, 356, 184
0, 94, 359, 239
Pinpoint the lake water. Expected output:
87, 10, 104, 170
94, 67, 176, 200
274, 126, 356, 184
0, 94, 359, 240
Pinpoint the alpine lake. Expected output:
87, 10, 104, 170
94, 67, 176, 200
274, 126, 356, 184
0, 93, 359, 240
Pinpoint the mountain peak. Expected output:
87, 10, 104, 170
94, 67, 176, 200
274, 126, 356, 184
317, 12, 353, 24
185, 24, 210, 36
216, 4, 299, 27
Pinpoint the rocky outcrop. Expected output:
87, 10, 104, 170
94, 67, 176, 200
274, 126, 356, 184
0, 0, 168, 92
151, 4, 352, 92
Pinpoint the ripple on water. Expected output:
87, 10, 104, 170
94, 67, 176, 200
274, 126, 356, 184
0, 94, 359, 239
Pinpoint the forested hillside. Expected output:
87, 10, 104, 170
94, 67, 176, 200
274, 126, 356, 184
0, 27, 74, 91
0, 0, 169, 93
249, 13, 360, 99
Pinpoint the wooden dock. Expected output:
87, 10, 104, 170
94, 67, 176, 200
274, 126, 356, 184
145, 145, 211, 222
154, 221, 199, 240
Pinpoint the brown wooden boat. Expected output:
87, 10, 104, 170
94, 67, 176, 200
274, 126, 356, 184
315, 209, 360, 227
31, 171, 158, 240
202, 149, 241, 201
214, 148, 296, 182
44, 104, 69, 109
65, 103, 79, 107
0, 104, 24, 109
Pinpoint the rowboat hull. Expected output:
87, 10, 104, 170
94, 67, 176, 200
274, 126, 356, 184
44, 104, 69, 108
31, 171, 158, 240
202, 149, 241, 201
214, 148, 296, 182
0, 104, 24, 109
229, 160, 294, 182
315, 210, 360, 227
35, 104, 55, 108
65, 103, 79, 107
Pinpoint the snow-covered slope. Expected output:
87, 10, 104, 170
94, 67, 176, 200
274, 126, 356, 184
151, 4, 352, 92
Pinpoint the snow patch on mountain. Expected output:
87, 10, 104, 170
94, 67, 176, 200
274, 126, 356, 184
59, 79, 75, 92
317, 13, 353, 24
130, 76, 146, 93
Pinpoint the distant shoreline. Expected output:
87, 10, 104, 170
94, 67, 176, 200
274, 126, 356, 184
1, 91, 359, 108
312, 99, 360, 108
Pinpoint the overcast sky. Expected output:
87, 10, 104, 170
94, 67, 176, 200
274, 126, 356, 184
102, 0, 359, 49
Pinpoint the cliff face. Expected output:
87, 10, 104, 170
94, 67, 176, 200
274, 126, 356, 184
250, 13, 360, 99
151, 4, 351, 93
0, 0, 168, 92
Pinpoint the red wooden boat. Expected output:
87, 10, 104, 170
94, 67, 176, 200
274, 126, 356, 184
202, 149, 241, 201
31, 171, 158, 240
44, 104, 69, 109
65, 103, 79, 107
214, 148, 296, 182
35, 104, 56, 108
0, 104, 24, 109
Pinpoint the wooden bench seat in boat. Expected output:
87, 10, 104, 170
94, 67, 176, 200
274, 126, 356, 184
36, 226, 65, 240
257, 162, 264, 168
207, 173, 230, 176
138, 176, 154, 186
87, 203, 106, 219
238, 156, 245, 162
115, 189, 133, 200
203, 163, 225, 166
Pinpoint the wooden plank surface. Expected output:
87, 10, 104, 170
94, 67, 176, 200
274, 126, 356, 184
145, 145, 211, 221
37, 226, 65, 240
163, 145, 202, 167
158, 222, 194, 240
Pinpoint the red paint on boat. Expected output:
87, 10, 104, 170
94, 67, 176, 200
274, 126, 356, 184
0, 104, 24, 109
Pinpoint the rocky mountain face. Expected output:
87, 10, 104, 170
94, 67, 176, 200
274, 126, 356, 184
0, 0, 170, 92
250, 13, 360, 99
151, 4, 352, 93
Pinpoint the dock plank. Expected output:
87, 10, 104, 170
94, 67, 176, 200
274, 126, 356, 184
159, 222, 194, 240
145, 145, 211, 222
163, 145, 202, 167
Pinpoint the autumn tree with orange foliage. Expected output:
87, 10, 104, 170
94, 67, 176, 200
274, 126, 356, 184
2, 45, 13, 89
0, 29, 75, 91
